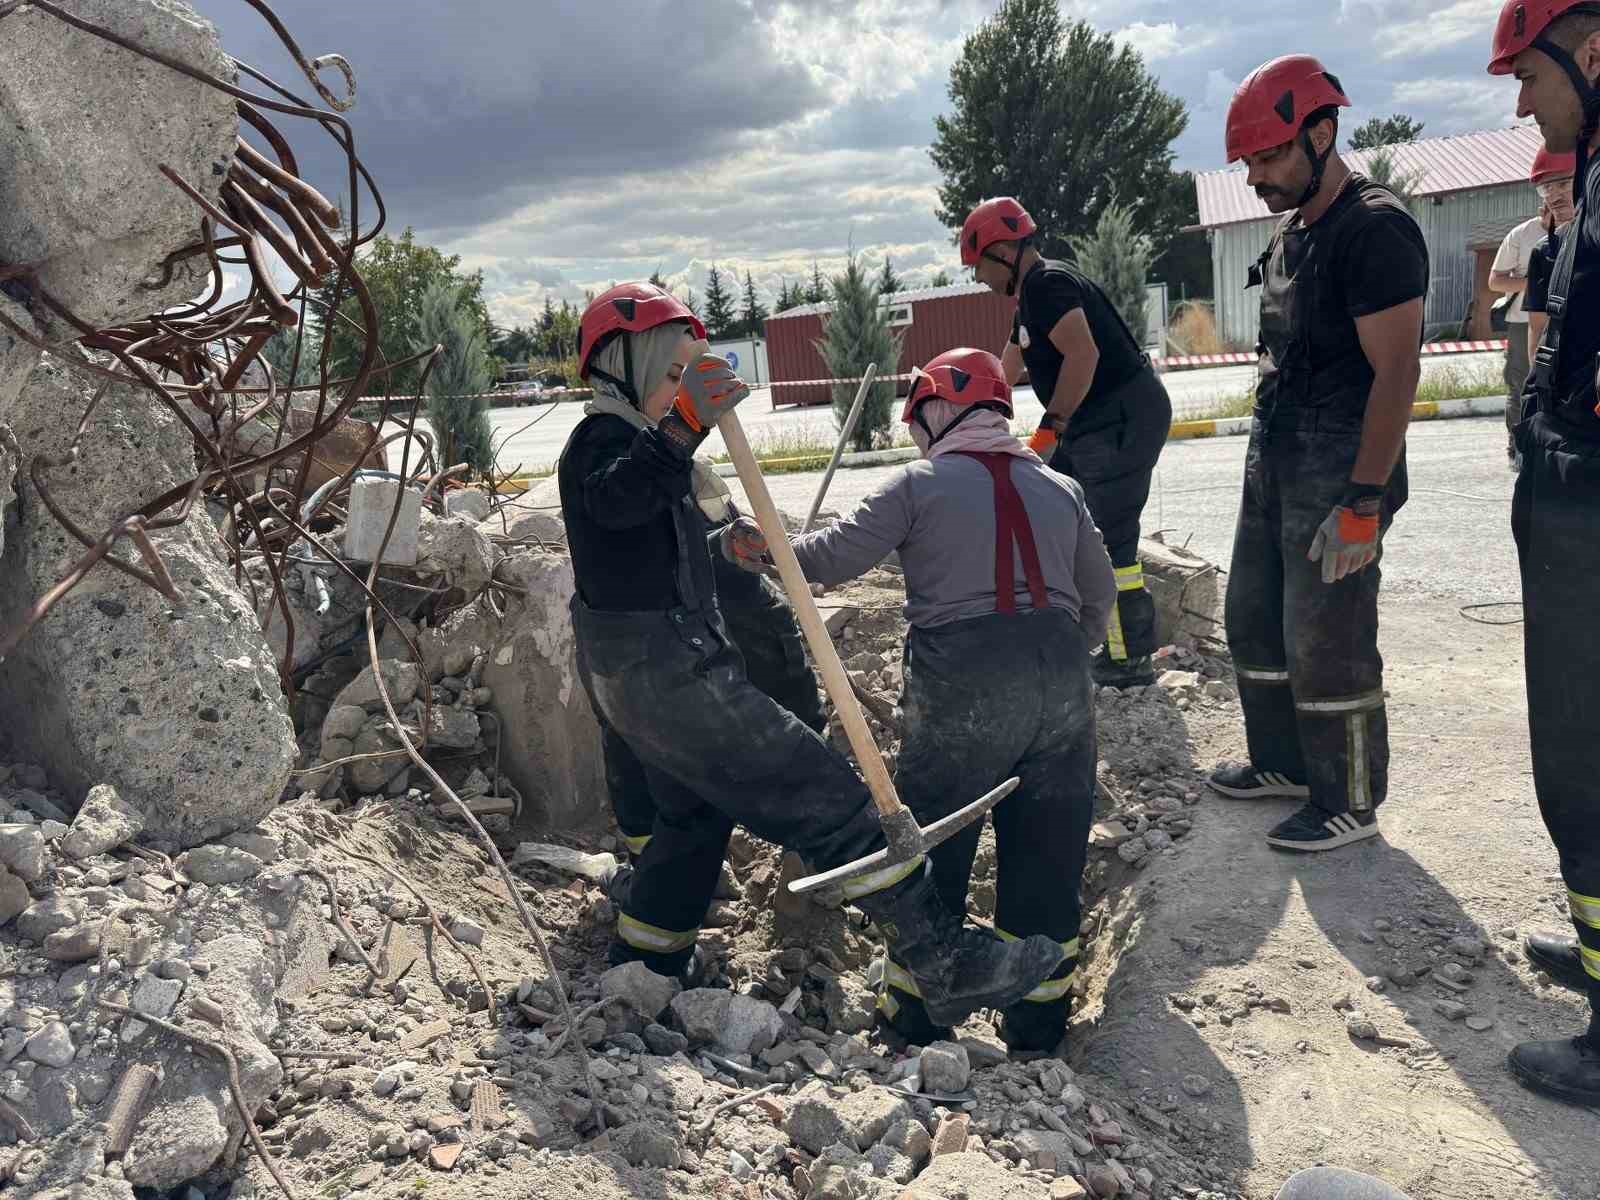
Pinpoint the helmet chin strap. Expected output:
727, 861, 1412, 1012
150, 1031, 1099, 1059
1295, 127, 1334, 209
982, 239, 1031, 297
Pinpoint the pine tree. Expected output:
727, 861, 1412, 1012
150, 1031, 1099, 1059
682, 288, 700, 317
877, 255, 903, 295
648, 266, 667, 288
739, 271, 769, 338
815, 254, 903, 451
417, 280, 494, 476
1068, 203, 1151, 344
702, 266, 738, 340
539, 296, 556, 333
806, 261, 829, 305
929, 269, 953, 288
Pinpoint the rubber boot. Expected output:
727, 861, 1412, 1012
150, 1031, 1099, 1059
1093, 653, 1155, 689
998, 997, 1069, 1055
854, 869, 1065, 1026
1507, 1033, 1600, 1105
1526, 931, 1591, 993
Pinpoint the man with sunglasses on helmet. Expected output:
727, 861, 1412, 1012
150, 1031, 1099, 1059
1487, 0, 1600, 1106
726, 348, 1115, 1055
1204, 57, 1427, 855
960, 198, 1173, 690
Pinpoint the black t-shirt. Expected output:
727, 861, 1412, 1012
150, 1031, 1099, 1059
557, 414, 718, 612
1256, 175, 1429, 407
1010, 258, 1148, 432
1523, 226, 1559, 316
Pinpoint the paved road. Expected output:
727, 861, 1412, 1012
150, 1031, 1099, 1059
733, 414, 1522, 611
392, 351, 1503, 479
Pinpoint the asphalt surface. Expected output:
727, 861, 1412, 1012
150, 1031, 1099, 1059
735, 414, 1523, 612
392, 351, 1503, 480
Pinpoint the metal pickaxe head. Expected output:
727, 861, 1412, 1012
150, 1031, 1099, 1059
786, 777, 1020, 895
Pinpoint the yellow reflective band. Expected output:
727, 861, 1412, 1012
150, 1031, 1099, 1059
1569, 891, 1600, 930
1236, 664, 1291, 683
841, 854, 924, 901
1022, 970, 1076, 1004
1582, 943, 1600, 982
1106, 602, 1128, 663
617, 912, 698, 953
624, 833, 652, 854
882, 957, 923, 999
994, 928, 1081, 959
877, 990, 901, 1019
1296, 689, 1386, 715
1114, 564, 1145, 592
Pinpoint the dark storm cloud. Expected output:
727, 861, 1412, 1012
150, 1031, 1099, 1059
188, 0, 829, 232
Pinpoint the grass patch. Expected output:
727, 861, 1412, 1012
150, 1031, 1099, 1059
1181, 360, 1504, 425
705, 424, 918, 475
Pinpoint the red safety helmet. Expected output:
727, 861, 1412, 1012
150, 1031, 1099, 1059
1225, 55, 1351, 163
1532, 146, 1578, 181
577, 282, 706, 398
1488, 0, 1600, 73
959, 198, 1037, 268
900, 348, 1012, 445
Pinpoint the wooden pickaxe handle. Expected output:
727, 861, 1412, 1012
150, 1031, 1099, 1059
717, 411, 905, 821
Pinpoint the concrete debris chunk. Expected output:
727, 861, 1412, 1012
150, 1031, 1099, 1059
177, 845, 264, 886
25, 1021, 75, 1068
345, 477, 422, 565
0, 825, 45, 882
61, 784, 146, 860
920, 1040, 971, 1093
671, 989, 783, 1057
0, 868, 30, 927
601, 960, 682, 1021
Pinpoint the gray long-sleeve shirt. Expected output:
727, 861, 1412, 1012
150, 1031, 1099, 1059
790, 454, 1116, 636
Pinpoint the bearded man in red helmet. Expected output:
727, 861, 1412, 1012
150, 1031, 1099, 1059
1487, 0, 1600, 1105
556, 282, 1064, 1027
1206, 57, 1427, 853
960, 198, 1173, 689
729, 348, 1115, 1053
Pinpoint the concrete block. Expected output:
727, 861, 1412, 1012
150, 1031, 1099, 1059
345, 477, 422, 565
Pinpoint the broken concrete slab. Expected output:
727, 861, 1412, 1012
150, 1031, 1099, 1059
344, 476, 422, 565
671, 989, 784, 1059
0, 366, 296, 851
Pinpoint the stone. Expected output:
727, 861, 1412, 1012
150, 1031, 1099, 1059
1156, 671, 1200, 693
609, 1121, 682, 1168
905, 1151, 1052, 1199
1052, 1180, 1090, 1200
344, 476, 422, 565
322, 705, 368, 742
425, 705, 480, 750
601, 961, 681, 1021
220, 831, 281, 865
671, 989, 783, 1058
785, 1085, 913, 1154
416, 513, 500, 597
43, 925, 102, 962
39, 819, 68, 840
1344, 1015, 1379, 1041
445, 488, 493, 523
449, 917, 485, 947
0, 364, 295, 850
920, 1041, 971, 1093
729, 1150, 755, 1180
1143, 830, 1174, 852
178, 845, 264, 886
866, 1144, 918, 1183
806, 1164, 901, 1200
336, 660, 424, 711
642, 1023, 688, 1056
0, 867, 29, 926
1435, 1000, 1469, 1022
819, 969, 877, 1035
61, 783, 146, 860
1089, 821, 1136, 849
25, 1021, 74, 1068
1449, 935, 1487, 961
0, 825, 45, 881
883, 1117, 931, 1166
1465, 1016, 1494, 1032
1014, 1130, 1080, 1173
1086, 1163, 1124, 1198
958, 1036, 1008, 1069
1116, 837, 1150, 865
1180, 1074, 1212, 1097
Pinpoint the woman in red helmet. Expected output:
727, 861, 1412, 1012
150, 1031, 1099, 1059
726, 348, 1115, 1052
558, 284, 1064, 1021
1487, 0, 1600, 1105
958, 196, 1173, 690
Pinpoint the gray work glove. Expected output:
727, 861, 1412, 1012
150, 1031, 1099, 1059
657, 353, 751, 458
719, 516, 771, 574
1307, 491, 1382, 584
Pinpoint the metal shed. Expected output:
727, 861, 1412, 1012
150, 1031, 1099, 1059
1194, 126, 1543, 349
764, 282, 1016, 407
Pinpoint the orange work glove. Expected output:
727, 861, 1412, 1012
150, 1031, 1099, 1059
1027, 422, 1059, 456
1307, 489, 1383, 583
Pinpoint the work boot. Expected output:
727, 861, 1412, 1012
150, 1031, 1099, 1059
1526, 931, 1592, 992
1507, 1034, 1600, 1105
1093, 653, 1155, 689
866, 957, 954, 1049
998, 997, 1069, 1056
854, 869, 1065, 1026
604, 863, 635, 908
606, 937, 710, 990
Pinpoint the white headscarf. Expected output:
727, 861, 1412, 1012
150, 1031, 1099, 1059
581, 321, 735, 523
909, 396, 1042, 464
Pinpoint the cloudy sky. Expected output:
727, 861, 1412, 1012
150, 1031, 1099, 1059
189, 0, 1521, 328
